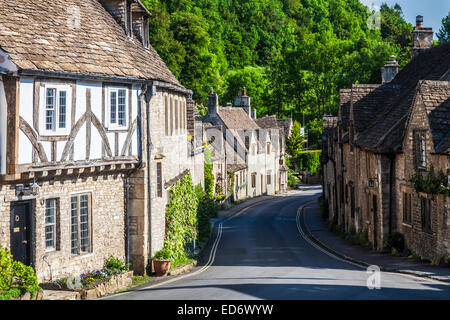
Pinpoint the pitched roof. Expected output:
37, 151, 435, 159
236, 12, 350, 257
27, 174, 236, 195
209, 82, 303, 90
339, 89, 351, 132
255, 115, 279, 129
217, 107, 260, 130
354, 41, 450, 153
0, 0, 182, 87
276, 118, 293, 137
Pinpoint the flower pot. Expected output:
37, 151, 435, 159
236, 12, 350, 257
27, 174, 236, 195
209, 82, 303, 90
153, 260, 171, 277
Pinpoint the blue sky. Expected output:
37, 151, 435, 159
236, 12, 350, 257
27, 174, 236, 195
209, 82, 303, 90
360, 0, 450, 38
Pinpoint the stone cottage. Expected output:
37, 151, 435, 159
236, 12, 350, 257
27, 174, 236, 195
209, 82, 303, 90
0, 0, 203, 280
203, 89, 287, 202
322, 16, 450, 263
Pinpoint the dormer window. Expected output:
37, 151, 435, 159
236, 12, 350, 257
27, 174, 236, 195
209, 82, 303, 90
126, 0, 133, 38
143, 17, 150, 49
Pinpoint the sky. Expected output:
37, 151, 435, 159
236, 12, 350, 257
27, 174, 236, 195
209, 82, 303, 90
360, 0, 450, 38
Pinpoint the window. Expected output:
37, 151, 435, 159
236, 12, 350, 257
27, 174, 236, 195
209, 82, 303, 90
45, 199, 57, 250
143, 17, 150, 49
71, 194, 92, 255
165, 96, 169, 136
267, 142, 271, 154
157, 162, 162, 197
107, 87, 128, 129
421, 196, 432, 233
403, 193, 412, 224
251, 173, 257, 188
267, 171, 272, 185
415, 132, 427, 170
170, 97, 174, 135
42, 86, 71, 135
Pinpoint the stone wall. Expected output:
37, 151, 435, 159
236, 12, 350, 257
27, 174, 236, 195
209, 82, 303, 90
0, 172, 127, 283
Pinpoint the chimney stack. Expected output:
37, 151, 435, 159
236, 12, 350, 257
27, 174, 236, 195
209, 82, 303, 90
208, 88, 218, 118
381, 55, 399, 84
234, 87, 252, 117
412, 15, 433, 59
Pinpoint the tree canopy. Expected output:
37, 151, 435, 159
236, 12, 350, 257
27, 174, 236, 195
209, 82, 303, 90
142, 0, 413, 149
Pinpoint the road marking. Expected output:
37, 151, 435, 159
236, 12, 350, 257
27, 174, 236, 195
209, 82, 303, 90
296, 202, 450, 285
295, 202, 366, 270
108, 196, 289, 298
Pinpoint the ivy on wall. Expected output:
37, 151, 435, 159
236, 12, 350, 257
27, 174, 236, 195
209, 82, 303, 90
164, 174, 198, 261
410, 165, 450, 196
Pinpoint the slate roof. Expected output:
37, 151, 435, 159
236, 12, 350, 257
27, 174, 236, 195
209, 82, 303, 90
255, 115, 279, 129
0, 0, 182, 86
227, 163, 248, 173
277, 118, 293, 137
339, 89, 351, 132
353, 41, 450, 154
217, 107, 260, 130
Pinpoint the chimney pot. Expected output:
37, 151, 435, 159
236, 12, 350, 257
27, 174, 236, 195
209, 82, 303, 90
381, 55, 398, 84
416, 15, 423, 28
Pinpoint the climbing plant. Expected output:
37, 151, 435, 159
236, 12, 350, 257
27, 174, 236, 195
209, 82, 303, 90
164, 174, 198, 261
409, 165, 450, 196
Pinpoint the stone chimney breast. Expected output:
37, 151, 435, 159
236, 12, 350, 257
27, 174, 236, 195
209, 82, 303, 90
208, 88, 219, 118
412, 15, 433, 59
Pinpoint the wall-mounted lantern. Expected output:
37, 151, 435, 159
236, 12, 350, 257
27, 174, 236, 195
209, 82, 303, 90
15, 183, 40, 197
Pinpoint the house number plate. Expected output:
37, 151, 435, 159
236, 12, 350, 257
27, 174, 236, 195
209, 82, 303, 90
13, 227, 20, 233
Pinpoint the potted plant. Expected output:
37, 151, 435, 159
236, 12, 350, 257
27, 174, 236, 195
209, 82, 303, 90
152, 246, 172, 277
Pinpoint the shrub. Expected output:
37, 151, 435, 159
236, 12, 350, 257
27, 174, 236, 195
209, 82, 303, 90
153, 246, 173, 261
0, 246, 40, 299
11, 261, 39, 291
0, 246, 14, 291
287, 172, 299, 189
104, 256, 129, 274
297, 150, 321, 175
385, 232, 405, 253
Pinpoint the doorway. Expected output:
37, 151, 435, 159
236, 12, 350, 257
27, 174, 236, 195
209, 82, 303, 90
372, 195, 378, 250
10, 201, 33, 265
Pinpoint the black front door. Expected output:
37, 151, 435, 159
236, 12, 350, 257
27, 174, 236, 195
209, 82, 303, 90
10, 201, 32, 265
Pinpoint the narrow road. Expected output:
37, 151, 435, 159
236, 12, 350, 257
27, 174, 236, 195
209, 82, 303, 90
106, 186, 450, 300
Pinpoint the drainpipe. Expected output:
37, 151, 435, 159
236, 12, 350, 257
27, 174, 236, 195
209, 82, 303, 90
125, 85, 145, 266
144, 82, 156, 274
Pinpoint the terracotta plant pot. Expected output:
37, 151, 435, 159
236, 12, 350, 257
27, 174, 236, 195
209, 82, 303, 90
153, 260, 171, 277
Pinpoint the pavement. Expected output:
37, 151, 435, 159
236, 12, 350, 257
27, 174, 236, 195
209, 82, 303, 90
103, 185, 450, 300
300, 188, 450, 283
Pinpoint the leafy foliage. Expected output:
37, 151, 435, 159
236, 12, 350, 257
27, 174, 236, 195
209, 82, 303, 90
409, 166, 450, 196
437, 10, 450, 43
297, 150, 321, 175
142, 1, 413, 149
153, 246, 173, 261
0, 246, 40, 299
164, 174, 199, 261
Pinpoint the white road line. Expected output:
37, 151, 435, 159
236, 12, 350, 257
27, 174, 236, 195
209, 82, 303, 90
296, 202, 450, 285
109, 197, 285, 297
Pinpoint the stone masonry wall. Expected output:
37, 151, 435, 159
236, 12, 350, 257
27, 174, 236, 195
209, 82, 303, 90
0, 172, 126, 283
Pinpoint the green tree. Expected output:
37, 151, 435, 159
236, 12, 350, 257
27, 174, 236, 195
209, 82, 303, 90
286, 121, 304, 159
437, 11, 450, 43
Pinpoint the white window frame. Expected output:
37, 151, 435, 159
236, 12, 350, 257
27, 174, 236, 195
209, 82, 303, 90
40, 84, 72, 136
45, 199, 57, 251
106, 86, 129, 130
